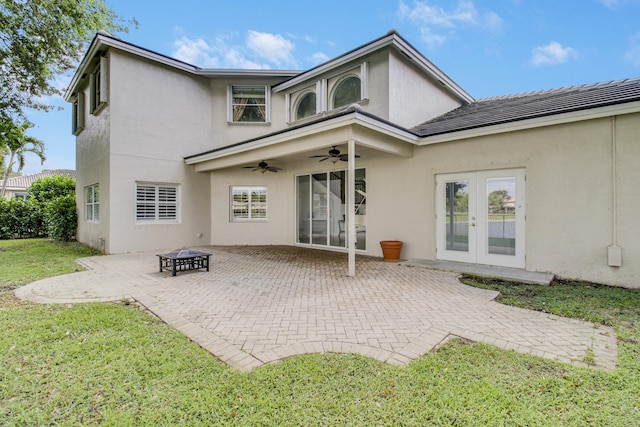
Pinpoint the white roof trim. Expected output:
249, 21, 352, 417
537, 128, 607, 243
65, 33, 300, 101
419, 100, 640, 145
185, 112, 419, 165
273, 32, 474, 104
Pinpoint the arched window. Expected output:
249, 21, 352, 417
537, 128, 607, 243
332, 76, 361, 109
295, 92, 316, 120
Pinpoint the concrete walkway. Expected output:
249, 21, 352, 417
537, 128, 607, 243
15, 246, 617, 372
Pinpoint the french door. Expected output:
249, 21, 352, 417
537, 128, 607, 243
436, 169, 525, 268
296, 169, 366, 250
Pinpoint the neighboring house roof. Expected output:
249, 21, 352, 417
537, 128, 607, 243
4, 169, 76, 191
412, 78, 640, 137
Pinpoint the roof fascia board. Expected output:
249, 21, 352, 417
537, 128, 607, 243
419, 100, 640, 145
66, 33, 299, 100
273, 32, 474, 104
273, 33, 397, 92
65, 33, 199, 100
390, 36, 474, 104
185, 112, 418, 165
195, 69, 301, 78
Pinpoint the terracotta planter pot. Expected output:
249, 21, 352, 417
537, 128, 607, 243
380, 240, 403, 262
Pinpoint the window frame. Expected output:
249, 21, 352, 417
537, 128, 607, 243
227, 85, 270, 124
294, 91, 317, 121
90, 56, 108, 115
230, 186, 268, 222
85, 183, 100, 223
71, 92, 85, 135
135, 182, 180, 224
330, 74, 362, 110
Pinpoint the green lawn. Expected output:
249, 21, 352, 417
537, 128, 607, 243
1, 240, 639, 426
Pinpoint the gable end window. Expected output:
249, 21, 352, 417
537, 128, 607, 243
332, 75, 361, 109
230, 186, 267, 221
85, 184, 99, 222
228, 85, 269, 123
136, 183, 179, 223
90, 56, 109, 114
72, 92, 85, 135
295, 92, 317, 120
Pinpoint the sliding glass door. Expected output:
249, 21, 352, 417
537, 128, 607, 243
296, 169, 366, 250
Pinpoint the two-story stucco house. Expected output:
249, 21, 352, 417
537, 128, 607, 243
65, 30, 640, 288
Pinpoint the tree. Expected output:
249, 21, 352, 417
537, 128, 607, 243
0, 0, 134, 119
488, 190, 509, 213
0, 118, 45, 197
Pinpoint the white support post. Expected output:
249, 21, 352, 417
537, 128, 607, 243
348, 139, 356, 277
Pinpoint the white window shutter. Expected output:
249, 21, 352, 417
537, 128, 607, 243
99, 56, 109, 104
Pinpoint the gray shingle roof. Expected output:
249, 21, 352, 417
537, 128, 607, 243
412, 78, 640, 137
4, 169, 75, 190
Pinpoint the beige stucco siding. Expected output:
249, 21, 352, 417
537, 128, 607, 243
103, 50, 212, 253
209, 77, 289, 149
364, 113, 638, 287
209, 170, 293, 246
75, 71, 111, 252
387, 50, 463, 128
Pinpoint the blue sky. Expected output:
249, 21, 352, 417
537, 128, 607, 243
19, 0, 640, 174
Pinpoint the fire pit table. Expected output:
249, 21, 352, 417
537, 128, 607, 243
157, 248, 211, 276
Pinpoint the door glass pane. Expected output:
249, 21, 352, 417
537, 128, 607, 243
311, 173, 328, 245
329, 171, 346, 248
297, 175, 310, 244
487, 177, 516, 256
355, 168, 366, 250
445, 181, 469, 252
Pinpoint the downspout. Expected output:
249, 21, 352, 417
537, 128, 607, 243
607, 116, 622, 267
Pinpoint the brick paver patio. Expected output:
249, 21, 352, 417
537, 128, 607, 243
15, 246, 618, 371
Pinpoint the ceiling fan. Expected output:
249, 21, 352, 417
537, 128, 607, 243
309, 146, 360, 163
242, 161, 282, 173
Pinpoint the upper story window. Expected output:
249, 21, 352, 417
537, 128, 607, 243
71, 92, 85, 135
285, 62, 368, 123
90, 56, 108, 115
229, 85, 269, 123
295, 92, 317, 120
332, 76, 361, 109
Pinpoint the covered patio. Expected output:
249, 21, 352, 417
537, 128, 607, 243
16, 246, 617, 372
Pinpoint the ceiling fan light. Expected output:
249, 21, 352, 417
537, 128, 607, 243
330, 157, 340, 163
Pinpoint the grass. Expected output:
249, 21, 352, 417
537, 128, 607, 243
0, 238, 101, 291
1, 240, 640, 426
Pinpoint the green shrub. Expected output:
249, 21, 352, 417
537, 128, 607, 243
0, 198, 45, 239
44, 194, 77, 241
28, 175, 75, 204
0, 175, 76, 240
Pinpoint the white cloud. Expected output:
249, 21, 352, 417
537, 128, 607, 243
531, 41, 579, 66
310, 52, 330, 65
172, 31, 299, 69
173, 36, 219, 67
625, 33, 640, 66
246, 31, 297, 68
398, 0, 503, 47
420, 27, 447, 48
598, 0, 634, 7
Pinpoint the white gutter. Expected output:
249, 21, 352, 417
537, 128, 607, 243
185, 111, 418, 165
66, 33, 299, 101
